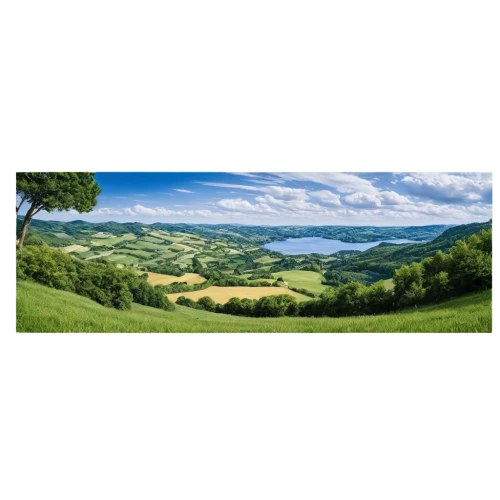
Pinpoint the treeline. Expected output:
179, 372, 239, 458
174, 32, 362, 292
176, 229, 492, 319
176, 294, 300, 317
16, 245, 174, 311
322, 269, 381, 286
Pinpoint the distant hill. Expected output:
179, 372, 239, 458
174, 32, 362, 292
329, 219, 492, 280
17, 216, 455, 245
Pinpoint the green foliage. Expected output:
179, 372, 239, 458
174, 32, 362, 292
426, 272, 452, 303
147, 263, 184, 276
16, 170, 101, 213
298, 229, 492, 318
197, 296, 217, 312
16, 245, 78, 291
23, 235, 46, 246
393, 262, 424, 307
288, 287, 316, 298
16, 173, 101, 246
16, 245, 173, 312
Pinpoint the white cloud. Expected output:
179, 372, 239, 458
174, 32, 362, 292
398, 173, 492, 203
344, 190, 412, 207
89, 207, 126, 216
131, 204, 221, 218
216, 198, 279, 214
308, 190, 341, 206
174, 189, 196, 194
273, 172, 379, 194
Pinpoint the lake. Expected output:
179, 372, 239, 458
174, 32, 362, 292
262, 237, 424, 255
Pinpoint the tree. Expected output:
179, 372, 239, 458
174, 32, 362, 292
197, 296, 217, 312
363, 280, 390, 314
422, 250, 448, 285
393, 262, 423, 305
16, 173, 101, 247
426, 271, 452, 303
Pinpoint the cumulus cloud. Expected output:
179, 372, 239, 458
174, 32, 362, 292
344, 190, 412, 207
308, 190, 341, 206
83, 172, 491, 225
216, 198, 279, 214
89, 207, 126, 216
398, 172, 492, 203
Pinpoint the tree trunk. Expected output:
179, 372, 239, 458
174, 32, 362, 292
18, 203, 36, 248
16, 196, 26, 214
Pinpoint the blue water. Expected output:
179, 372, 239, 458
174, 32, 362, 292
262, 237, 424, 255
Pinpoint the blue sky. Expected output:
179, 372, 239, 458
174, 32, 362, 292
23, 172, 492, 226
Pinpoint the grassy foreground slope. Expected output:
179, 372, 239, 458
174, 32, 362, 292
17, 281, 491, 333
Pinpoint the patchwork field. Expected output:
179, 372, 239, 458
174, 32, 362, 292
271, 270, 329, 295
255, 255, 281, 264
92, 232, 115, 238
62, 244, 89, 253
91, 233, 136, 246
166, 286, 311, 304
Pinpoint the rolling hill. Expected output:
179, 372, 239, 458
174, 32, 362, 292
17, 281, 492, 333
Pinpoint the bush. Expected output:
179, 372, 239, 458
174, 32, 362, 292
197, 296, 217, 312
17, 245, 78, 292
24, 235, 46, 246
16, 245, 174, 311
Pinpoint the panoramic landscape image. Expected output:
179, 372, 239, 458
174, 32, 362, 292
16, 172, 492, 333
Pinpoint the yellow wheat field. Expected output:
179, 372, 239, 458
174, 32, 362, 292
141, 272, 206, 286
166, 286, 309, 304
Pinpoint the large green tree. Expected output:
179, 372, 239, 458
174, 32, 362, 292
16, 173, 101, 247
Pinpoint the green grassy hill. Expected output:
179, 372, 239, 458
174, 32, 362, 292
17, 281, 492, 333
271, 270, 329, 295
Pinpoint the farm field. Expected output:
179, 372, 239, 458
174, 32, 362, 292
91, 233, 136, 246
271, 270, 329, 295
255, 255, 281, 264
140, 271, 206, 286
166, 285, 311, 304
16, 281, 492, 333
62, 244, 89, 253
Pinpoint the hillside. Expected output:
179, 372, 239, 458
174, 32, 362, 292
17, 281, 492, 333
328, 219, 493, 281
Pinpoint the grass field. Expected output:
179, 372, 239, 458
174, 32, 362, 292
271, 270, 329, 295
167, 286, 321, 304
132, 241, 168, 251
91, 233, 136, 246
106, 254, 138, 264
148, 231, 171, 240
16, 281, 492, 333
113, 248, 151, 259
62, 244, 89, 253
91, 232, 115, 238
255, 255, 281, 264
139, 272, 206, 286
142, 236, 166, 244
